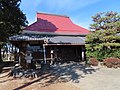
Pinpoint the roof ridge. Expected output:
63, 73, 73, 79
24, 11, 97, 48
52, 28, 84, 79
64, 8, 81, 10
37, 12, 69, 18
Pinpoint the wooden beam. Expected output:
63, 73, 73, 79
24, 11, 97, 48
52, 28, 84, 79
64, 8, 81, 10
44, 43, 85, 46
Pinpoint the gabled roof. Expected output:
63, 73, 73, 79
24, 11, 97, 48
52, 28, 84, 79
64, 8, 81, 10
24, 12, 89, 35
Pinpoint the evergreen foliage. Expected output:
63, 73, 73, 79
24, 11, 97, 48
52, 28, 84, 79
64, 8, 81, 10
0, 0, 28, 62
86, 11, 120, 61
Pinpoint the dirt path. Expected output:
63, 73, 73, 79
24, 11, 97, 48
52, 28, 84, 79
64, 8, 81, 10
0, 63, 120, 90
0, 72, 81, 90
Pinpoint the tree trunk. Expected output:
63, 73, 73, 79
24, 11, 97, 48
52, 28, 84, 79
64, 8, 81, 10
0, 48, 3, 63
0, 48, 3, 73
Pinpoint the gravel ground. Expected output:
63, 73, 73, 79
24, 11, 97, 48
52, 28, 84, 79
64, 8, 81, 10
0, 62, 120, 90
72, 66, 120, 90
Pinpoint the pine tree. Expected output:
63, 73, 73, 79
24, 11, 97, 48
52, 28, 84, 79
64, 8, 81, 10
0, 0, 28, 63
86, 11, 120, 60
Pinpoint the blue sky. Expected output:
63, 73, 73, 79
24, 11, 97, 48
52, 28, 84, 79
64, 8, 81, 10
20, 0, 120, 29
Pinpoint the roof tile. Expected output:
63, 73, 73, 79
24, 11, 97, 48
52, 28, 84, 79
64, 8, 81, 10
25, 12, 89, 34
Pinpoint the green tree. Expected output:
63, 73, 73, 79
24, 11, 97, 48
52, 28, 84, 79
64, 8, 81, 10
0, 0, 28, 63
86, 11, 120, 61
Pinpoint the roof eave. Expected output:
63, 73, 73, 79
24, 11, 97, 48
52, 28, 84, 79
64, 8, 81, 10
23, 30, 88, 36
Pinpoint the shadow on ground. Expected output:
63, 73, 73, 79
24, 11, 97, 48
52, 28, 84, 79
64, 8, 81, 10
13, 62, 99, 90
0, 61, 14, 73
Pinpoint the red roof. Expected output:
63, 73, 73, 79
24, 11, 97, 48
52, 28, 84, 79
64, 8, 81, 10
25, 12, 89, 35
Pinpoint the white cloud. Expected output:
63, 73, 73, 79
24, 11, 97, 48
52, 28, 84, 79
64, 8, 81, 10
20, 0, 102, 26
40, 0, 101, 13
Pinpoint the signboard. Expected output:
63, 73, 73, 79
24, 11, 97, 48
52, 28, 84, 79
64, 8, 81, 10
28, 46, 43, 52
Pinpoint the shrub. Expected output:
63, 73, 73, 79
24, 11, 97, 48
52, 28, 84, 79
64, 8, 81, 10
103, 58, 120, 68
89, 58, 99, 66
86, 48, 120, 61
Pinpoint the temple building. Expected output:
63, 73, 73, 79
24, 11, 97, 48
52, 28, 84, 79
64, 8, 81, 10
9, 12, 89, 66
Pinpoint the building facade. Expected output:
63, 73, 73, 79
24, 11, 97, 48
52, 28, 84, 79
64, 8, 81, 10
10, 12, 89, 67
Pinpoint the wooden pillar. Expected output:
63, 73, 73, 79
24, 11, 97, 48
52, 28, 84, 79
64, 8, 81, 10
18, 54, 21, 65
82, 46, 85, 61
43, 45, 46, 64
19, 43, 22, 66
50, 50, 54, 65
